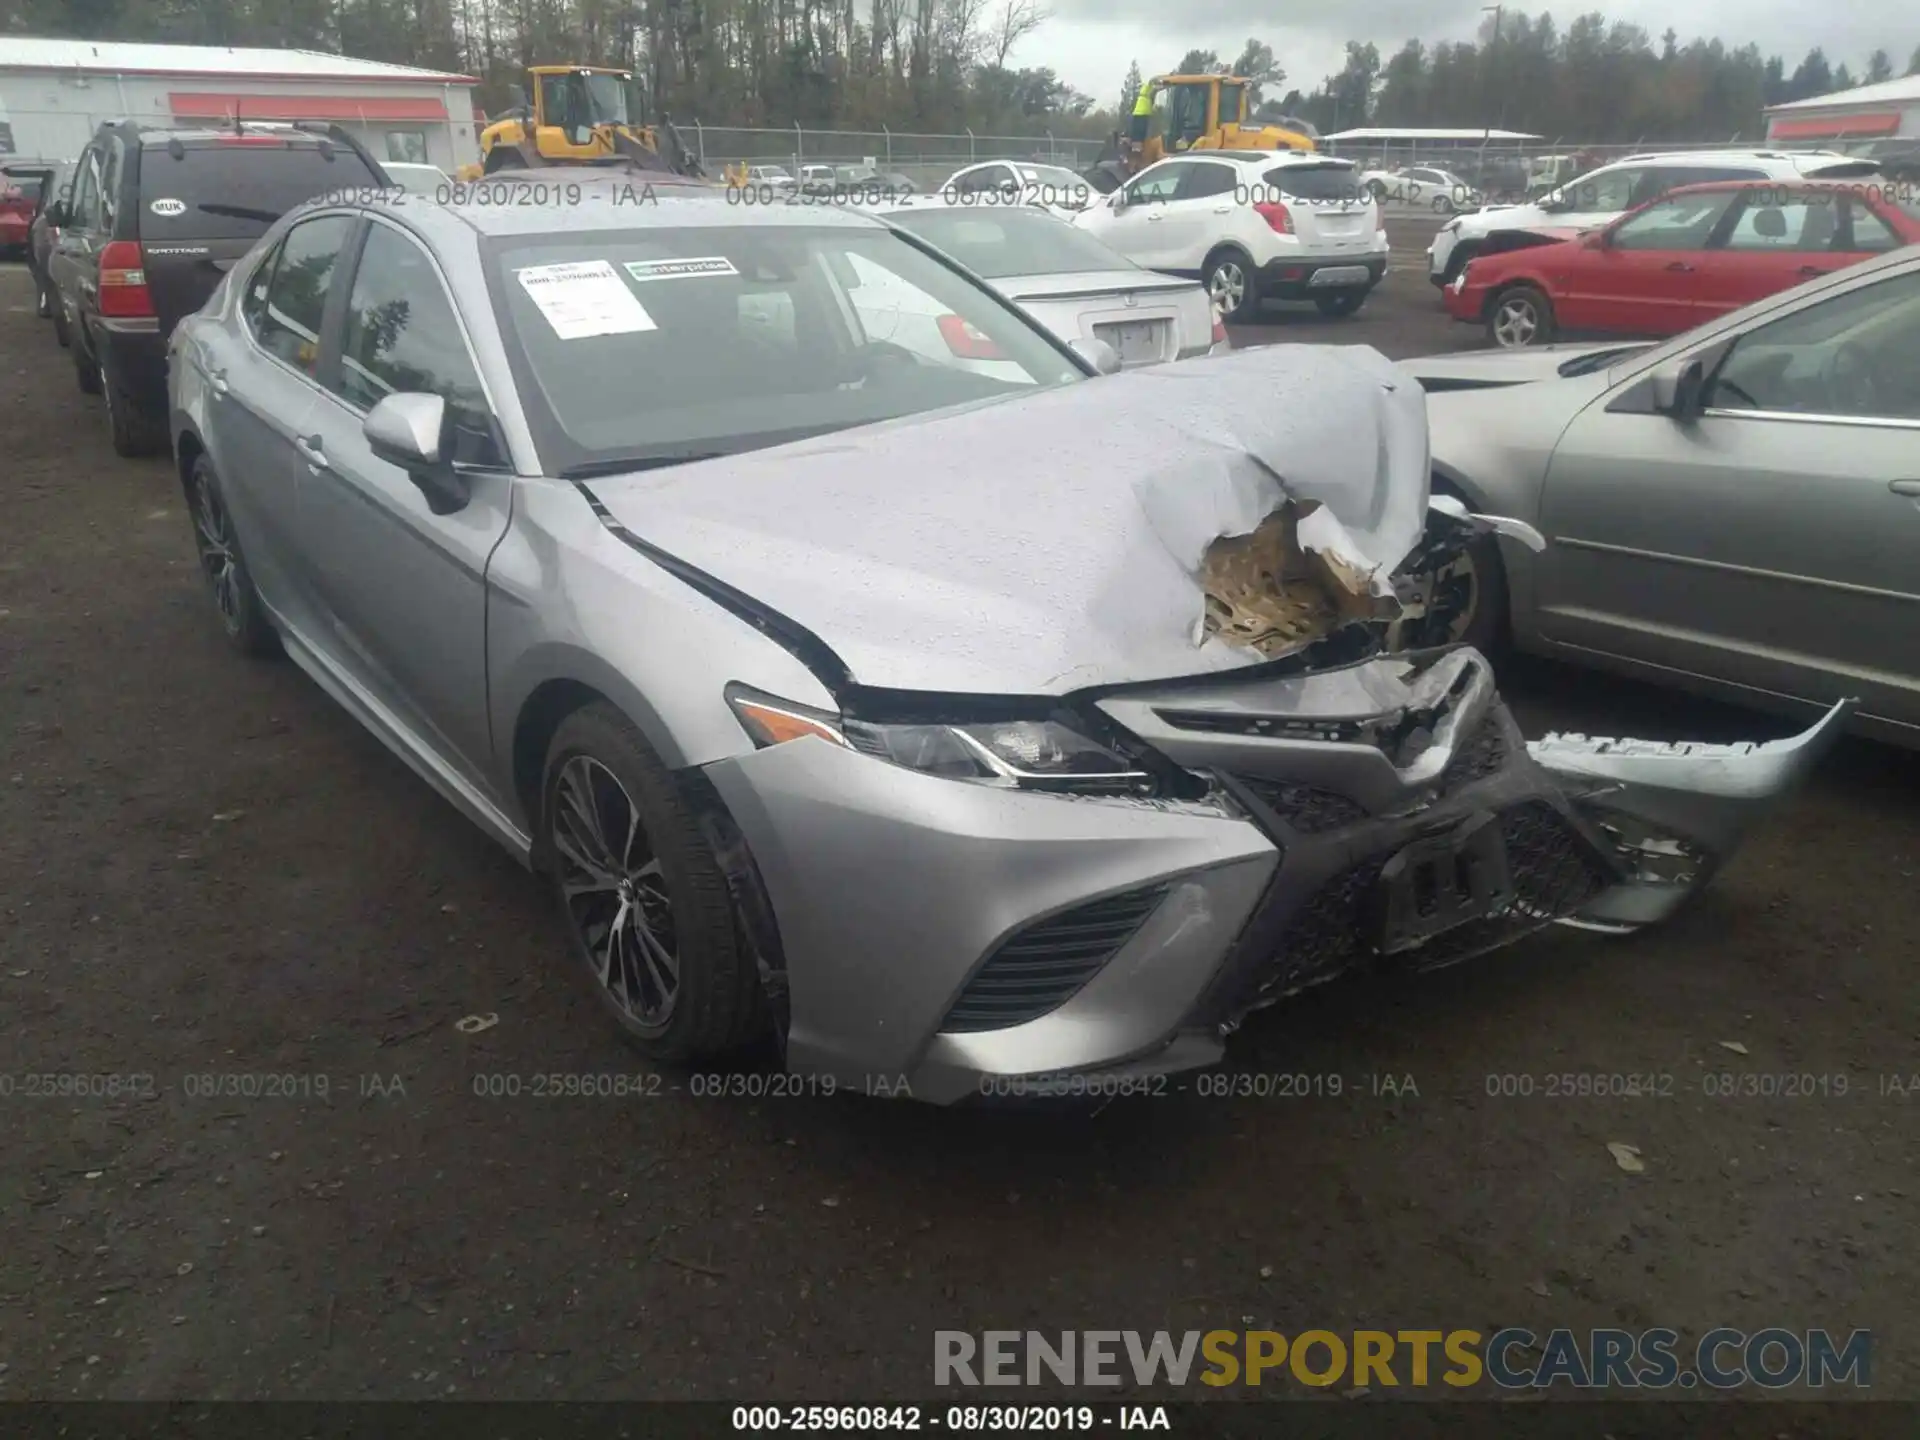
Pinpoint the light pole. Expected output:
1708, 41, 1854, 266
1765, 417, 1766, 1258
1482, 5, 1504, 138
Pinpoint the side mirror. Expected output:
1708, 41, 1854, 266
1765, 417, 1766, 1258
46, 199, 69, 227
1649, 356, 1706, 420
1581, 229, 1607, 249
1069, 337, 1122, 375
365, 393, 468, 512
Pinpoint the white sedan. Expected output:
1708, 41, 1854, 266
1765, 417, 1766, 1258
938, 160, 1097, 217
858, 197, 1224, 374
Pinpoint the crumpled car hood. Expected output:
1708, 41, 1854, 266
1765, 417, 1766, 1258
587, 344, 1428, 696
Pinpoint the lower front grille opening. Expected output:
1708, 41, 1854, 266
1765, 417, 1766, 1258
939, 883, 1170, 1034
1236, 775, 1369, 834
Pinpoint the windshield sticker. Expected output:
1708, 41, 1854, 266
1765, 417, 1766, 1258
624, 256, 739, 282
149, 197, 185, 217
516, 260, 656, 339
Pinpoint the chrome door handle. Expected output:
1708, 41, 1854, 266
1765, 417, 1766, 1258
1665, 261, 1693, 272
1213, 205, 1231, 214
294, 434, 329, 472
206, 367, 229, 397
1145, 212, 1163, 221
1890, 480, 1920, 497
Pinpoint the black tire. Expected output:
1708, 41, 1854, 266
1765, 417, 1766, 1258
75, 339, 101, 394
1313, 289, 1367, 318
541, 702, 766, 1063
1433, 193, 1454, 214
103, 364, 167, 458
187, 456, 279, 658
1202, 246, 1259, 325
1485, 283, 1556, 348
1399, 483, 1511, 656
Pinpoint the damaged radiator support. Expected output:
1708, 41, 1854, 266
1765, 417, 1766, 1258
1200, 502, 1402, 658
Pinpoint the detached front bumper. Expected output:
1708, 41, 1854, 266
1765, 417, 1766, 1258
703, 650, 1849, 1104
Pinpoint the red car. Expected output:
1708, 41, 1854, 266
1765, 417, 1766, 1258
0, 172, 40, 255
1444, 178, 1920, 347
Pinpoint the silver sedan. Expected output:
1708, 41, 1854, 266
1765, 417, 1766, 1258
1402, 245, 1920, 750
865, 196, 1223, 367
165, 177, 1843, 1101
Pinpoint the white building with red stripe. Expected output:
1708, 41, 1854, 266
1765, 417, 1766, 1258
1764, 74, 1920, 152
0, 38, 481, 171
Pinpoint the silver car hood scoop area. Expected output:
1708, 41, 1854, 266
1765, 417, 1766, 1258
585, 344, 1429, 696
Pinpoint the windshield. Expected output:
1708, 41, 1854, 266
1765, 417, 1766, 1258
485, 223, 1084, 474
885, 206, 1134, 278
1017, 165, 1084, 190
583, 73, 629, 125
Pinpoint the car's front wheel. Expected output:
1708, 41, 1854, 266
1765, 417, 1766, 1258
1203, 247, 1259, 325
542, 703, 767, 1063
1487, 284, 1556, 348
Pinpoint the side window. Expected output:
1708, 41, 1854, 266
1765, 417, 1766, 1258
1176, 162, 1238, 201
335, 223, 501, 466
1125, 163, 1187, 204
1705, 268, 1920, 421
1660, 166, 1764, 189
1609, 191, 1739, 250
1719, 191, 1841, 251
97, 139, 122, 233
240, 238, 283, 335
70, 150, 102, 231
1564, 167, 1638, 212
252, 214, 352, 376
1844, 198, 1902, 253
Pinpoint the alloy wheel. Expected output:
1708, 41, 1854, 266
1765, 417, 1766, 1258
191, 473, 242, 634
551, 755, 680, 1031
1208, 261, 1246, 314
1492, 296, 1539, 347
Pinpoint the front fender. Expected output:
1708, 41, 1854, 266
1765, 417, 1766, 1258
1529, 699, 1856, 931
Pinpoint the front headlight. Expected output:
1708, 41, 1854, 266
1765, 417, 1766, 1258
726, 686, 1154, 792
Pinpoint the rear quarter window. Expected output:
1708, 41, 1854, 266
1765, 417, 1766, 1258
1261, 164, 1362, 202
137, 144, 378, 241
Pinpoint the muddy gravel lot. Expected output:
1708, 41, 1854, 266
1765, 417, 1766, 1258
2, 224, 1917, 1419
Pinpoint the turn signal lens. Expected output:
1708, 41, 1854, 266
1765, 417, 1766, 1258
726, 690, 850, 749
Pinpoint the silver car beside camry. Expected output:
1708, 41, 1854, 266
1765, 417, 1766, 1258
167, 174, 1848, 1103
1401, 245, 1920, 751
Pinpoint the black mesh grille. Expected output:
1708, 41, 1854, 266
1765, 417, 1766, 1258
1440, 712, 1508, 792
1250, 857, 1387, 1001
940, 884, 1170, 1033
1236, 776, 1369, 834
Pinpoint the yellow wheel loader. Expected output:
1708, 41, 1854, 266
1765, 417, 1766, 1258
458, 65, 718, 182
1085, 74, 1317, 192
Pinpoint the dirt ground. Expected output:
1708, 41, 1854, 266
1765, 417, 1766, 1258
2, 232, 1916, 1414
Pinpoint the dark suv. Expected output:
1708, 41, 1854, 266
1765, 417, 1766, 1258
45, 121, 386, 456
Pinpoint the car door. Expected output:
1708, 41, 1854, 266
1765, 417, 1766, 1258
218, 212, 358, 633
1165, 159, 1240, 271
1696, 188, 1848, 317
1533, 263, 1920, 731
1558, 188, 1739, 335
1078, 161, 1190, 269
51, 145, 104, 348
300, 216, 515, 788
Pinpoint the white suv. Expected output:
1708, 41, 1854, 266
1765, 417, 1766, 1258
1074, 150, 1387, 323
1427, 148, 1877, 285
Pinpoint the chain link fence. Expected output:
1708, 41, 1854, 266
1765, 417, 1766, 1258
684, 124, 1107, 187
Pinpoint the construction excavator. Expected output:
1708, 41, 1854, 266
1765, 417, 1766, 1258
458, 64, 736, 183
1084, 73, 1318, 192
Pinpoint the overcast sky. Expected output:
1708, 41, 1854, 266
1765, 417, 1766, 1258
1010, 1, 1916, 112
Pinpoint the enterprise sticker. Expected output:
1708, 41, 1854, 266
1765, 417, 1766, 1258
624, 256, 738, 282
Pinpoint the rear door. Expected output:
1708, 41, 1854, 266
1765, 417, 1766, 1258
1561, 188, 1740, 335
50, 144, 106, 344
1697, 188, 1851, 316
136, 139, 380, 337
1080, 161, 1191, 270
1161, 159, 1239, 269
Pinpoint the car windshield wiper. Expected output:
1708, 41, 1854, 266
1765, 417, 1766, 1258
198, 203, 285, 223
1557, 344, 1647, 377
558, 451, 725, 479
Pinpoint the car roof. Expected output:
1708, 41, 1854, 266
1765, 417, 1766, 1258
1658, 176, 1906, 198
326, 172, 892, 238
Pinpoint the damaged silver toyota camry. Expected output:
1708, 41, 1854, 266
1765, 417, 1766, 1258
169, 182, 1850, 1103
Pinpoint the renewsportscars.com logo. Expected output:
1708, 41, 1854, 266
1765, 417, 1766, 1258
935, 1328, 1871, 1390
